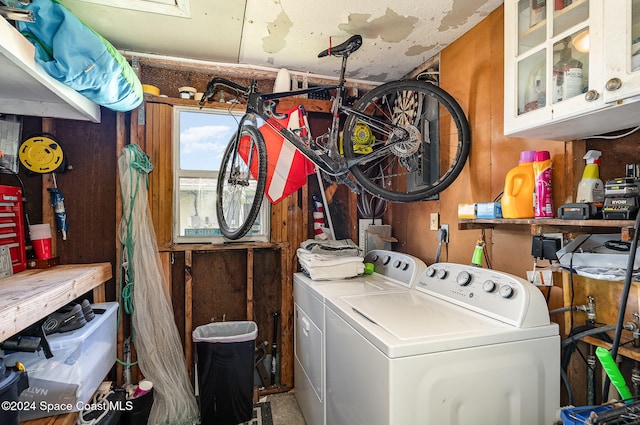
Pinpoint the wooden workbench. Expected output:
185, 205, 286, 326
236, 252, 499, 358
0, 263, 112, 425
0, 263, 111, 341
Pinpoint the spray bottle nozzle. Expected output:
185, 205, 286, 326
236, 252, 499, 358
584, 150, 602, 165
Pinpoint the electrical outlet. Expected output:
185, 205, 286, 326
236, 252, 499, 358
441, 224, 449, 243
430, 213, 439, 231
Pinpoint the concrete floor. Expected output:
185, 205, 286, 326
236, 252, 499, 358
266, 391, 306, 425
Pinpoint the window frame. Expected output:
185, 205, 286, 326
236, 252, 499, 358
172, 105, 270, 244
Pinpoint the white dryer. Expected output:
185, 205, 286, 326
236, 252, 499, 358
324, 262, 560, 425
293, 250, 427, 425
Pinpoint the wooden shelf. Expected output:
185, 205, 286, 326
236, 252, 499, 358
159, 241, 286, 252
582, 335, 640, 362
0, 263, 112, 341
458, 218, 637, 239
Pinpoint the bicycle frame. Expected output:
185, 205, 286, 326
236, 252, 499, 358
207, 35, 471, 241
202, 64, 410, 178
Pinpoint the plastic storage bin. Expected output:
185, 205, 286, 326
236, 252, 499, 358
193, 321, 258, 425
3, 302, 118, 421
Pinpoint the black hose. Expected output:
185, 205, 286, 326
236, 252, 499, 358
561, 326, 616, 349
603, 210, 640, 400
561, 325, 615, 406
561, 368, 574, 406
550, 306, 577, 316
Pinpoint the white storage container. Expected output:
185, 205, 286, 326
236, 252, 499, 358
557, 234, 640, 281
3, 302, 118, 420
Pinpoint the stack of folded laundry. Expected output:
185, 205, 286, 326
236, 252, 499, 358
297, 239, 364, 280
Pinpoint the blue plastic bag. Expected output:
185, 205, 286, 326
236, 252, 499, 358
17, 0, 143, 112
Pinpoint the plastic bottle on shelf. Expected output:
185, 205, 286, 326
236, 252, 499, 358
533, 151, 554, 217
576, 150, 604, 203
553, 40, 583, 103
501, 150, 536, 219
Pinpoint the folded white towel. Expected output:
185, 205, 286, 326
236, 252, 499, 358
300, 261, 365, 280
299, 239, 361, 257
297, 248, 364, 267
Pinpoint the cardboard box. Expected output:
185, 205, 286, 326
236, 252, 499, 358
3, 302, 118, 420
358, 219, 382, 252
458, 203, 476, 219
364, 225, 397, 254
476, 202, 503, 219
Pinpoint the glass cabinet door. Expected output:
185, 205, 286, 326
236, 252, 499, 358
514, 0, 591, 118
516, 0, 547, 116
602, 0, 640, 103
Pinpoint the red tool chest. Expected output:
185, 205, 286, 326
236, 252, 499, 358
0, 185, 26, 273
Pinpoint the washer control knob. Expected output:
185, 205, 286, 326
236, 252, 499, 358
402, 262, 410, 271
482, 280, 496, 292
370, 254, 379, 263
426, 267, 436, 277
436, 269, 448, 280
456, 271, 472, 286
499, 285, 514, 299
394, 260, 402, 268
382, 255, 391, 265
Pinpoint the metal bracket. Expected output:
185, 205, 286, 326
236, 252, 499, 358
0, 5, 34, 22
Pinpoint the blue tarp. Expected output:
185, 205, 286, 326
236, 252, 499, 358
17, 0, 143, 112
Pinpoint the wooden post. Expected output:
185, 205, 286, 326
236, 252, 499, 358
185, 250, 193, 378
247, 248, 254, 320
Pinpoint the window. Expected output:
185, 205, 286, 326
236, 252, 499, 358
172, 106, 269, 243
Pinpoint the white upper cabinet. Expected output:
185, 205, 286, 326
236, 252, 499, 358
504, 0, 640, 140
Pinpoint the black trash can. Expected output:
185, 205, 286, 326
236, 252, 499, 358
193, 321, 258, 425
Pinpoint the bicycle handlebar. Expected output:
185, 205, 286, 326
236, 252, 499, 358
199, 77, 251, 106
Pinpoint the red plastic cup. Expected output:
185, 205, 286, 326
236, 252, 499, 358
32, 238, 52, 259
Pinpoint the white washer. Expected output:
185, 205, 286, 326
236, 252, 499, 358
324, 262, 560, 425
293, 250, 427, 425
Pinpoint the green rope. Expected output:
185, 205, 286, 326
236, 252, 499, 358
119, 144, 154, 314
117, 145, 154, 369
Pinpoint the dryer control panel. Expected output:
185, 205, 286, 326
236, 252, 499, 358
416, 263, 551, 328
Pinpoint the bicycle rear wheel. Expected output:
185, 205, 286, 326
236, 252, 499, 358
343, 80, 471, 203
216, 125, 267, 240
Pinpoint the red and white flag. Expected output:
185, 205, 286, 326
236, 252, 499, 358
240, 106, 316, 204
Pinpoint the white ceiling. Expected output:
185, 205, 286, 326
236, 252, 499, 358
56, 0, 503, 82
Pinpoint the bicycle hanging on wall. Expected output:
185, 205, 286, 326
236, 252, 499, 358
200, 34, 471, 240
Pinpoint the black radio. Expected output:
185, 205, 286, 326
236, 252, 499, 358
603, 177, 640, 220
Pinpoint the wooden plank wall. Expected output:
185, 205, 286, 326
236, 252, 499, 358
143, 102, 174, 248
130, 92, 314, 391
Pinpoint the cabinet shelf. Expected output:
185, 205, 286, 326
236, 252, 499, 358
458, 218, 637, 239
0, 16, 100, 122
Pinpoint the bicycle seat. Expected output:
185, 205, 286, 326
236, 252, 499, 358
318, 34, 362, 58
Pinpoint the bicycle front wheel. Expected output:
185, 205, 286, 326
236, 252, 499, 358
343, 80, 471, 203
216, 125, 267, 240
